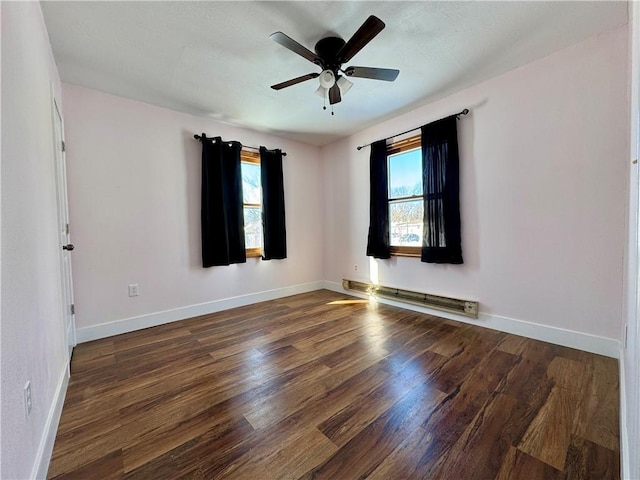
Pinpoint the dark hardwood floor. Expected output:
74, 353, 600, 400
48, 290, 620, 479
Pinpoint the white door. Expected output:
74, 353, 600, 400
53, 97, 76, 360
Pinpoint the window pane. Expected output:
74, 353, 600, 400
389, 199, 423, 246
388, 148, 422, 199
244, 207, 263, 249
242, 162, 261, 204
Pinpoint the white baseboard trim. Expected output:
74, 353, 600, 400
77, 279, 620, 358
619, 347, 630, 480
32, 364, 69, 479
323, 281, 620, 359
76, 281, 326, 343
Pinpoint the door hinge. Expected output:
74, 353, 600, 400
66, 223, 70, 234
61, 140, 66, 152
70, 304, 75, 315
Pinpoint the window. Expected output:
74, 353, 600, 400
367, 116, 462, 264
387, 135, 423, 256
241, 150, 262, 257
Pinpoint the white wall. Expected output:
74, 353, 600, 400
61, 84, 324, 333
1, 4, 633, 477
1, 2, 69, 479
622, 1, 640, 478
322, 27, 629, 343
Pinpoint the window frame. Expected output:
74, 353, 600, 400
387, 134, 422, 257
241, 150, 262, 258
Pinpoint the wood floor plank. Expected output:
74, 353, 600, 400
426, 336, 498, 394
48, 290, 620, 480
364, 424, 438, 480
517, 385, 580, 470
49, 450, 124, 480
277, 362, 391, 433
429, 392, 519, 479
316, 371, 416, 448
414, 349, 522, 479
54, 384, 123, 437
293, 328, 361, 356
221, 427, 336, 480
494, 356, 555, 447
268, 342, 389, 430
59, 353, 220, 437
564, 436, 621, 480
310, 382, 447, 479
121, 410, 253, 473
547, 356, 590, 392
427, 328, 472, 358
242, 362, 334, 430
48, 416, 124, 477
113, 327, 193, 354
573, 356, 620, 452
497, 334, 579, 366
495, 446, 564, 480
120, 416, 256, 480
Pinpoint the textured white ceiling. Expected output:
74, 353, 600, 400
41, 1, 628, 146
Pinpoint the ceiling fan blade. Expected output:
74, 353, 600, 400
344, 66, 399, 82
329, 84, 341, 105
271, 73, 319, 90
337, 16, 385, 63
270, 32, 320, 64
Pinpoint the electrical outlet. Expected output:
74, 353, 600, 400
354, 265, 358, 271
24, 381, 32, 418
128, 284, 139, 297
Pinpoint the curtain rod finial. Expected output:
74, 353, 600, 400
462, 109, 469, 115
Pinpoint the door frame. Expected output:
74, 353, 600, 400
52, 93, 76, 364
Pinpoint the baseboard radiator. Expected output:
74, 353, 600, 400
342, 279, 479, 319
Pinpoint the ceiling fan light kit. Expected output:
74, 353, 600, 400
337, 76, 353, 95
319, 70, 336, 88
270, 15, 399, 112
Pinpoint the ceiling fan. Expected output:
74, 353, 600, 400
270, 15, 399, 107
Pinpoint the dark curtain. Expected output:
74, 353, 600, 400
201, 136, 246, 267
366, 140, 391, 259
260, 147, 287, 260
420, 116, 463, 264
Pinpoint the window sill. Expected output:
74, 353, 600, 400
390, 246, 421, 258
246, 248, 262, 258
391, 252, 421, 258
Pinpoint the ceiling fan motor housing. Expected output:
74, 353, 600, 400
314, 36, 346, 71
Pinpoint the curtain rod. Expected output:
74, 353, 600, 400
194, 134, 287, 157
355, 108, 469, 151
